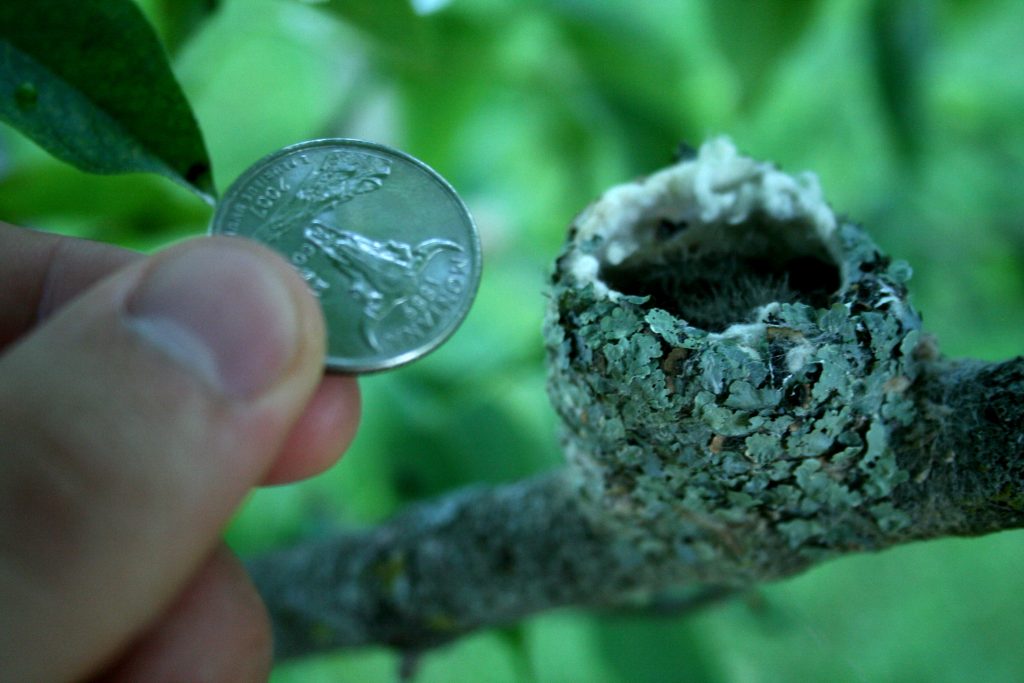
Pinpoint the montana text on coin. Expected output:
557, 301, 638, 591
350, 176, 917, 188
210, 139, 482, 373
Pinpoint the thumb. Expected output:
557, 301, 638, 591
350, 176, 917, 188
0, 237, 324, 682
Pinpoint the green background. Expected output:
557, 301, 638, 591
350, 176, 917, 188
2, 0, 1023, 680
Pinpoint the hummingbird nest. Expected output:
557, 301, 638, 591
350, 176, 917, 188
545, 138, 925, 580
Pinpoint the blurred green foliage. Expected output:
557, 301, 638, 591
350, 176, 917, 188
2, 0, 1023, 680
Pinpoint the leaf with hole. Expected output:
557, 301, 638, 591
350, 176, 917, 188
0, 0, 214, 200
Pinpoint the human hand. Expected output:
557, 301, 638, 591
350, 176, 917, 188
0, 222, 361, 682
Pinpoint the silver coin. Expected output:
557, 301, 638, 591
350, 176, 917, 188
210, 139, 481, 373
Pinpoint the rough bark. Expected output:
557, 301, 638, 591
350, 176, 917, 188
249, 139, 1024, 660
250, 473, 670, 660
892, 356, 1024, 539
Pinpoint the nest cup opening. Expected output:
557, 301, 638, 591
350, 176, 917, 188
598, 212, 842, 332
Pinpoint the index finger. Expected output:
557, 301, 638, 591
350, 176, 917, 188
0, 221, 140, 351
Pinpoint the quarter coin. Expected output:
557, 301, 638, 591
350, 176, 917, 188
210, 139, 481, 373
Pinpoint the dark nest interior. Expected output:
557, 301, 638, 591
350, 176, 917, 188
599, 214, 842, 332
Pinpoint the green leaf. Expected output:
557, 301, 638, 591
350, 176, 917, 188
313, 0, 429, 65
314, 0, 417, 37
0, 0, 214, 200
707, 0, 822, 109
151, 0, 221, 55
868, 0, 931, 163
550, 1, 699, 172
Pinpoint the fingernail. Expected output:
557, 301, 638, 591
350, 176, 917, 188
125, 241, 299, 398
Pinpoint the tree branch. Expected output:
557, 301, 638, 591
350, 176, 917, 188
249, 139, 1024, 659
892, 356, 1024, 539
249, 472, 672, 659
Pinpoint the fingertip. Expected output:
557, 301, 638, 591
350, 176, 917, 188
126, 236, 326, 400
261, 375, 361, 485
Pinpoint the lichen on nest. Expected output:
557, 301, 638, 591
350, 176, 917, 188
546, 138, 925, 579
